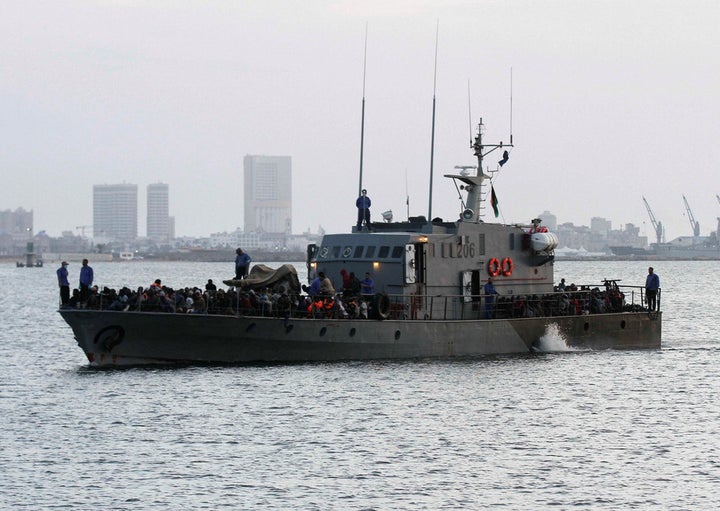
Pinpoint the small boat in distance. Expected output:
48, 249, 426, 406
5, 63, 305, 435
118, 252, 143, 261
59, 117, 661, 367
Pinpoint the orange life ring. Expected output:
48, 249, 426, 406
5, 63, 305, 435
488, 258, 501, 277
501, 257, 514, 277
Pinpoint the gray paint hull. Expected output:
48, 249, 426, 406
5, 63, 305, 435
59, 310, 661, 367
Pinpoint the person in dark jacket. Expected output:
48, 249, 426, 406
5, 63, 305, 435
235, 248, 251, 279
645, 267, 660, 311
79, 258, 93, 305
483, 277, 499, 319
356, 189, 371, 229
57, 261, 70, 305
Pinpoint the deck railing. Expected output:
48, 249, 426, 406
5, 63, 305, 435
61, 283, 660, 321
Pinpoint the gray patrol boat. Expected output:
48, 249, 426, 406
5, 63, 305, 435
59, 120, 661, 366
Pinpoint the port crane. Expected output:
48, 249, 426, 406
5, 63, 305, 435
682, 195, 700, 237
642, 196, 664, 244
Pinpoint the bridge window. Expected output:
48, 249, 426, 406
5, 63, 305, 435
354, 246, 364, 258
366, 246, 376, 258
392, 246, 403, 258
379, 246, 390, 258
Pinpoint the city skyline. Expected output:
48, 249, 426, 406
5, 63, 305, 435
2, 190, 715, 244
1, 198, 673, 244
2, 2, 718, 242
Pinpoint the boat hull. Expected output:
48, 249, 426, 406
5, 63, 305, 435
59, 310, 662, 367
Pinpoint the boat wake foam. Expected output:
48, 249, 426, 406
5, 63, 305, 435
533, 323, 578, 353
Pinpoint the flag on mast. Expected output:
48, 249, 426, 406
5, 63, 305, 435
490, 185, 499, 218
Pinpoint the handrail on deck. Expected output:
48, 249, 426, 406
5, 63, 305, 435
60, 282, 660, 321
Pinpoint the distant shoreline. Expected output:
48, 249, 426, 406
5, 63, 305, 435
1, 250, 307, 264
4, 253, 720, 264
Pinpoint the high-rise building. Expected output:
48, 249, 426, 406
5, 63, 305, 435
147, 183, 170, 241
244, 155, 292, 234
93, 183, 138, 241
0, 207, 33, 240
0, 207, 33, 254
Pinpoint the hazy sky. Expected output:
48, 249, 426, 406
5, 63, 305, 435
2, 1, 719, 242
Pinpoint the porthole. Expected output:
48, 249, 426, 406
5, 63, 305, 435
246, 323, 256, 333
620, 320, 626, 329
319, 327, 327, 337
349, 328, 356, 337
583, 322, 590, 331
394, 330, 401, 340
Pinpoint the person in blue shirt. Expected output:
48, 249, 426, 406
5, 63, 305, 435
356, 189, 371, 230
483, 277, 499, 319
235, 248, 251, 279
645, 267, 660, 311
360, 272, 374, 296
307, 274, 322, 298
79, 258, 94, 304
56, 261, 70, 306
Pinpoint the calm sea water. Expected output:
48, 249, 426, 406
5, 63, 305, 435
1, 260, 719, 510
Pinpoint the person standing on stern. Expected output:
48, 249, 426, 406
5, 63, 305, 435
645, 267, 660, 311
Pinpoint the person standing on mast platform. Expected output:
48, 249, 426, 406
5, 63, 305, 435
356, 189, 371, 230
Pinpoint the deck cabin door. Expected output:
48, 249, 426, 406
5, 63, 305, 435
405, 244, 416, 283
407, 243, 427, 319
462, 271, 472, 302
462, 270, 481, 305
406, 243, 427, 284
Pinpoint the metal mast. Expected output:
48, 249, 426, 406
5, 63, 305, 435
357, 23, 368, 197
467, 119, 511, 221
427, 22, 439, 225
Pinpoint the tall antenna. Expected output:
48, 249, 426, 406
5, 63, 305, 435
427, 20, 439, 224
509, 67, 513, 145
357, 22, 368, 197
467, 79, 473, 147
405, 168, 410, 219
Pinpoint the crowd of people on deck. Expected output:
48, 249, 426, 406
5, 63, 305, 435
57, 255, 655, 320
58, 275, 385, 319
56, 257, 385, 319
